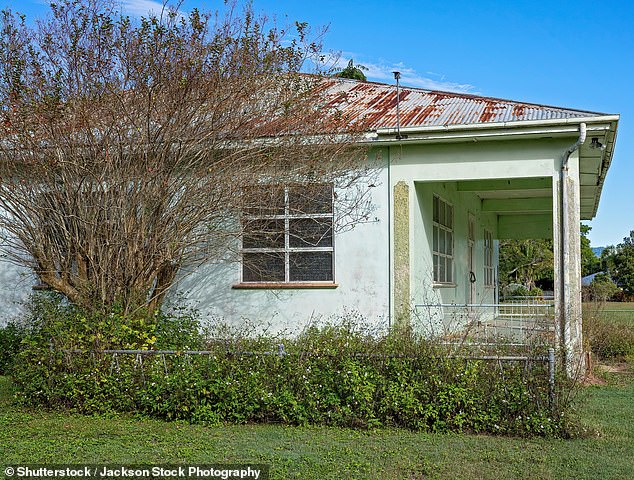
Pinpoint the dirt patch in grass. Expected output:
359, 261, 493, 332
584, 361, 633, 387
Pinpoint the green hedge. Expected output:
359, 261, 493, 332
0, 320, 28, 374
9, 294, 571, 437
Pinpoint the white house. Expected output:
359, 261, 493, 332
180, 78, 618, 370
0, 77, 619, 372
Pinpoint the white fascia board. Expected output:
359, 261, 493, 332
370, 115, 619, 144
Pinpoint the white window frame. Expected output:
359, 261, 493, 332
484, 228, 495, 288
432, 195, 454, 285
240, 184, 335, 284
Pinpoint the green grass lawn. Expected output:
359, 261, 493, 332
585, 302, 634, 324
1, 368, 633, 480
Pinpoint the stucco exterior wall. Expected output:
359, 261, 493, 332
173, 156, 391, 334
386, 137, 570, 330
0, 259, 36, 325
411, 181, 499, 306
0, 137, 581, 339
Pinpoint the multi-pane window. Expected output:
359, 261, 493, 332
241, 184, 334, 283
484, 229, 494, 287
432, 195, 453, 284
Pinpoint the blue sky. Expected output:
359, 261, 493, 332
5, 0, 634, 247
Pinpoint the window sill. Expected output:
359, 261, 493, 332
233, 282, 339, 290
433, 282, 457, 289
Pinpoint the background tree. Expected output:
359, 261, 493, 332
333, 59, 367, 81
583, 272, 619, 303
581, 223, 600, 276
600, 231, 634, 296
498, 239, 554, 292
0, 0, 373, 317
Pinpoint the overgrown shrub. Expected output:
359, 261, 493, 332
582, 274, 620, 303
584, 310, 634, 360
11, 297, 574, 437
0, 320, 28, 374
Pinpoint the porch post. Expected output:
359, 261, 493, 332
553, 153, 585, 377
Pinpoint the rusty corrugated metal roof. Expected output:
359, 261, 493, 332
319, 77, 608, 131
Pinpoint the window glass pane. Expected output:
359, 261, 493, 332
243, 252, 285, 282
289, 252, 333, 282
242, 185, 284, 216
439, 229, 446, 254
242, 219, 285, 249
433, 196, 438, 223
446, 204, 453, 228
289, 218, 332, 248
438, 200, 445, 228
433, 254, 439, 282
433, 226, 438, 252
289, 184, 332, 215
447, 232, 453, 255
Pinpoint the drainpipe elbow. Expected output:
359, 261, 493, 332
562, 123, 587, 171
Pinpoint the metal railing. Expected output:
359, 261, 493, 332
414, 300, 556, 348
58, 345, 558, 411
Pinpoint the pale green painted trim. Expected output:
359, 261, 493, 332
457, 178, 552, 192
482, 197, 552, 213
498, 214, 552, 239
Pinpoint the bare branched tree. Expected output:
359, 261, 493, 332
0, 1, 373, 316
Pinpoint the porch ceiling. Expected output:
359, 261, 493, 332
457, 177, 553, 240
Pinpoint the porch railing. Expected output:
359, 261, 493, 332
414, 300, 556, 348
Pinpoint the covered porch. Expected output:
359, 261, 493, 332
388, 118, 617, 373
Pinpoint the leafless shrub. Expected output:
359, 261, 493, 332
0, 1, 374, 315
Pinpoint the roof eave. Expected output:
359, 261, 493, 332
366, 114, 620, 221
374, 114, 620, 137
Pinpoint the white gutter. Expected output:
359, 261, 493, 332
375, 115, 619, 136
363, 124, 609, 146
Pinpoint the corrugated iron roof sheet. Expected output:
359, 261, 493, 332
319, 77, 607, 131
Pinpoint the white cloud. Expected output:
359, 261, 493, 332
121, 0, 183, 17
330, 54, 477, 94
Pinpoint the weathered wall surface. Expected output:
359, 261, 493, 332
173, 155, 391, 334
0, 259, 36, 325
387, 137, 569, 324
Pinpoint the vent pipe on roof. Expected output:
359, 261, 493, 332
393, 71, 407, 140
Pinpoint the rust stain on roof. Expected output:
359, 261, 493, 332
317, 77, 605, 131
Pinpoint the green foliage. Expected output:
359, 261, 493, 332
18, 292, 204, 352
600, 231, 634, 296
581, 224, 601, 276
333, 59, 367, 81
3, 370, 634, 479
504, 285, 543, 298
583, 273, 620, 303
499, 224, 601, 290
0, 320, 28, 374
11, 298, 572, 437
498, 239, 553, 290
